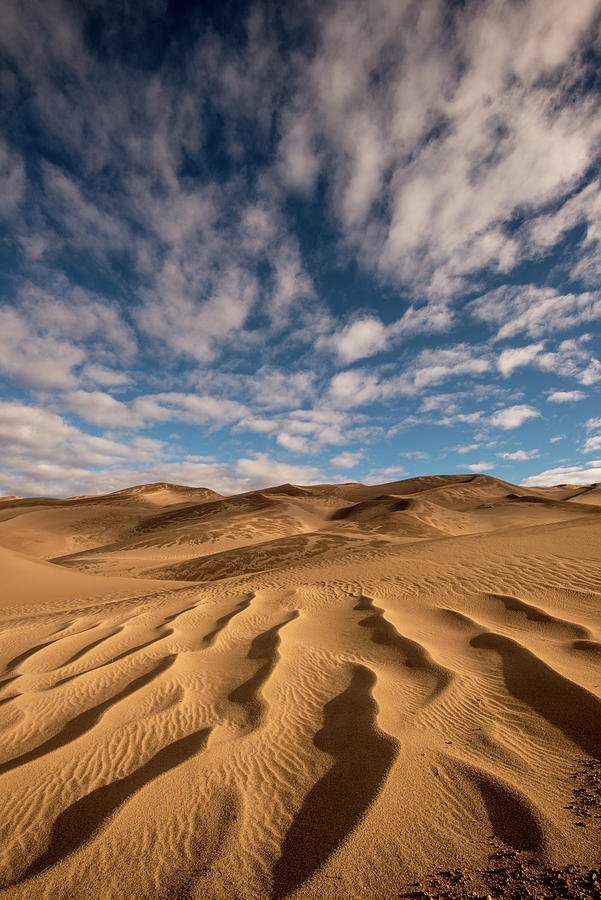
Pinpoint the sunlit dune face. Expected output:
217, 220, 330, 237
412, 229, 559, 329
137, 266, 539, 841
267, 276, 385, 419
0, 473, 600, 897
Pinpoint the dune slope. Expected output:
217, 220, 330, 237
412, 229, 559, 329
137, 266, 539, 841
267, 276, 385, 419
0, 474, 600, 899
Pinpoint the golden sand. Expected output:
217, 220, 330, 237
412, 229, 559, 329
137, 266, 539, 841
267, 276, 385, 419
0, 474, 600, 898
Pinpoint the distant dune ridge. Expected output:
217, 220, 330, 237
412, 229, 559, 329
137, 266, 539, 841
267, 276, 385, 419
0, 473, 600, 898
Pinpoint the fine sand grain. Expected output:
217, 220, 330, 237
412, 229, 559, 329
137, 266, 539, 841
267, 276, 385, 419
0, 475, 600, 898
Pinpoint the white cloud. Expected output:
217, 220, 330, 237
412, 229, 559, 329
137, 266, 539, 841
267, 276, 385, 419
276, 432, 311, 454
395, 303, 453, 338
139, 265, 257, 364
83, 364, 130, 387
330, 450, 363, 469
234, 453, 322, 486
0, 279, 137, 390
62, 390, 248, 429
583, 435, 601, 454
234, 406, 357, 451
0, 306, 84, 388
319, 316, 389, 364
323, 341, 490, 404
463, 462, 495, 472
249, 369, 315, 410
497, 343, 545, 377
534, 337, 601, 386
546, 390, 587, 403
0, 400, 328, 497
277, 111, 320, 193
317, 304, 453, 365
522, 179, 601, 287
523, 462, 601, 487
270, 242, 314, 316
63, 391, 133, 428
17, 282, 136, 357
153, 393, 248, 426
550, 434, 565, 443
328, 368, 384, 408
436, 411, 484, 427
411, 345, 490, 389
292, 0, 601, 296
489, 404, 541, 430
0, 138, 25, 219
41, 161, 128, 252
0, 400, 170, 496
579, 359, 601, 385
497, 449, 539, 461
363, 465, 408, 484
471, 286, 601, 341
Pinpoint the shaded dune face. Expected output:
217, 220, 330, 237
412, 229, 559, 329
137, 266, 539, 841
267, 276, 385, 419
0, 655, 177, 777
470, 632, 601, 759
354, 594, 452, 701
272, 665, 398, 898
0, 475, 600, 898
227, 611, 299, 729
20, 725, 212, 884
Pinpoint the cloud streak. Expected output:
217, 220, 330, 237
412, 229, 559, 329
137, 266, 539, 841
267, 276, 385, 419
0, 0, 600, 494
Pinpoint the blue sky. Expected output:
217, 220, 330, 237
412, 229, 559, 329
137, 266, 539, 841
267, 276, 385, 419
1, 0, 601, 497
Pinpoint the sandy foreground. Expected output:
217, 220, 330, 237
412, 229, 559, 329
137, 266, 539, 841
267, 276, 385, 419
0, 473, 600, 899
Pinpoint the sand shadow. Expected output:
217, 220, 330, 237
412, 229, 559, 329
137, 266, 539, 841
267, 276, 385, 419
20, 725, 211, 882
471, 632, 601, 759
202, 594, 253, 646
55, 628, 173, 686
355, 596, 451, 698
62, 626, 124, 666
0, 655, 176, 776
271, 664, 398, 898
228, 611, 298, 729
484, 593, 589, 639
4, 638, 58, 673
473, 769, 544, 852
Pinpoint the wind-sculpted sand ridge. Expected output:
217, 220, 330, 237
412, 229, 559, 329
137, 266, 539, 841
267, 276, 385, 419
19, 725, 213, 885
470, 632, 601, 759
473, 592, 592, 640
0, 656, 177, 776
353, 594, 452, 702
227, 611, 299, 730
0, 474, 600, 898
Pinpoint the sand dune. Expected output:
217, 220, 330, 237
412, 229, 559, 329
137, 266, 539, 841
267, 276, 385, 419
0, 474, 600, 898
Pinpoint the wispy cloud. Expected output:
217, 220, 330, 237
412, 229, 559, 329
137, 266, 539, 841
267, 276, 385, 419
497, 449, 539, 461
363, 465, 408, 485
281, 0, 601, 296
0, 399, 327, 497
583, 434, 601, 454
1, 0, 601, 495
471, 287, 601, 342
317, 305, 453, 364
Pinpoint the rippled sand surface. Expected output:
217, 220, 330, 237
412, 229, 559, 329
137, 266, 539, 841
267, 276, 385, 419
1, 474, 600, 899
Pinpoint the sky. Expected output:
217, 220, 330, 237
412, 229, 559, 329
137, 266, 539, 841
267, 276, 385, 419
1, 0, 601, 497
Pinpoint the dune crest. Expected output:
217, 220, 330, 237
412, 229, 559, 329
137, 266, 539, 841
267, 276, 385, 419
0, 474, 600, 898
